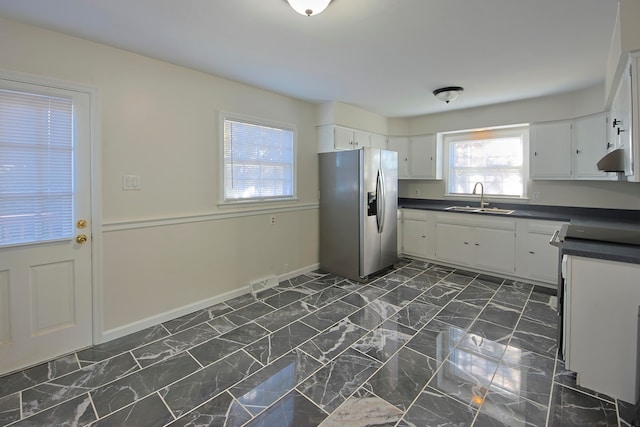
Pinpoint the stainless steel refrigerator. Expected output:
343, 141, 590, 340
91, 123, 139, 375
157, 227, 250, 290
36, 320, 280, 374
319, 148, 398, 282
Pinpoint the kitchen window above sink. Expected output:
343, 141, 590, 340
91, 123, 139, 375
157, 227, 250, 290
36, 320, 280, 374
443, 125, 528, 200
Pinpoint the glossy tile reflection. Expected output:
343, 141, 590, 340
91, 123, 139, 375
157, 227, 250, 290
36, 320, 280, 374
0, 259, 629, 426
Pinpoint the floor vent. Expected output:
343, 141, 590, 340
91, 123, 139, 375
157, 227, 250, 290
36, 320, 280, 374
249, 275, 278, 298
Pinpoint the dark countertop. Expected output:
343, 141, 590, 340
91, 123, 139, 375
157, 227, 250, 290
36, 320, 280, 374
561, 239, 640, 264
399, 198, 640, 264
398, 198, 640, 225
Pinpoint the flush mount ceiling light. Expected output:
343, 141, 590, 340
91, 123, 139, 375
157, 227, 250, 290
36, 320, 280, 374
286, 0, 332, 16
433, 86, 464, 104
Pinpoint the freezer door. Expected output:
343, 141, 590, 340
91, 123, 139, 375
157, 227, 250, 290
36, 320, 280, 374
361, 148, 382, 278
379, 149, 398, 270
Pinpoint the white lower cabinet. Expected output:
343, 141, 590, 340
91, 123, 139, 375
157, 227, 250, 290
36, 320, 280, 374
515, 220, 565, 284
400, 209, 563, 285
474, 226, 516, 273
434, 219, 515, 274
434, 223, 472, 266
564, 255, 640, 403
400, 209, 434, 259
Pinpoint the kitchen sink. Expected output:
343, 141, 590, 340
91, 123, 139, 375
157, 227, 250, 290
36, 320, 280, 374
445, 206, 514, 215
478, 207, 515, 215
445, 206, 482, 213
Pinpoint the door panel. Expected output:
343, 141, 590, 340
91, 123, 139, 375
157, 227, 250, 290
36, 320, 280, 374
379, 149, 398, 270
0, 79, 92, 375
361, 148, 381, 277
31, 261, 76, 334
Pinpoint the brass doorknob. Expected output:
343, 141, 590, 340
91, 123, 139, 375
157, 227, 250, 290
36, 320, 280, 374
77, 219, 87, 229
76, 234, 88, 244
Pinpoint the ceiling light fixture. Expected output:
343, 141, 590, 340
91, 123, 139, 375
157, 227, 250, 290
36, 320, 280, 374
433, 86, 464, 104
286, 0, 332, 16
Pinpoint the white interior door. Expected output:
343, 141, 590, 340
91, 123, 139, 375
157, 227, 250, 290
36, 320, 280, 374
0, 79, 93, 376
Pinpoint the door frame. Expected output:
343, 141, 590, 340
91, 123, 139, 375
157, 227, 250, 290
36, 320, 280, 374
0, 68, 104, 347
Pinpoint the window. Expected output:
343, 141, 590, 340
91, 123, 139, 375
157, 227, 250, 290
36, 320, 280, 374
222, 115, 295, 203
445, 126, 527, 198
0, 89, 73, 246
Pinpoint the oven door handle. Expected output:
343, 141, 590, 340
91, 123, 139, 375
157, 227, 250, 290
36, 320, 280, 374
549, 229, 561, 247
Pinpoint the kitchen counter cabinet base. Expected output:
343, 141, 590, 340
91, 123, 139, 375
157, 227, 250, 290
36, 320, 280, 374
564, 255, 640, 403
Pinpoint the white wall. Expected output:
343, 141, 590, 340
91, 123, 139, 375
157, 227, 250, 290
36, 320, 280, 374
317, 101, 388, 135
0, 17, 320, 338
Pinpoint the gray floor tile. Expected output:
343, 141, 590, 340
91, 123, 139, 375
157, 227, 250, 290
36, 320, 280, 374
1, 260, 625, 427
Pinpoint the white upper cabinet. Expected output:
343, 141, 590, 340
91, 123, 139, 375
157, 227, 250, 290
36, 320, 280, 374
530, 121, 573, 179
334, 126, 370, 150
531, 114, 614, 181
573, 113, 615, 180
387, 134, 441, 180
317, 125, 371, 152
387, 136, 410, 179
614, 54, 640, 181
409, 134, 439, 179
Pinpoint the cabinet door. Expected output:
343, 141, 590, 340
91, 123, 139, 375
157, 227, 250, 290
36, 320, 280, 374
473, 227, 515, 273
574, 114, 613, 180
409, 134, 437, 179
435, 223, 472, 265
566, 256, 640, 402
524, 232, 559, 283
530, 121, 572, 179
333, 126, 354, 150
402, 219, 428, 258
619, 62, 634, 178
387, 136, 410, 179
353, 129, 370, 149
370, 133, 387, 150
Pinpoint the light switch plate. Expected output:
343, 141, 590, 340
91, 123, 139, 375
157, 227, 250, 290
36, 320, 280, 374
123, 175, 141, 190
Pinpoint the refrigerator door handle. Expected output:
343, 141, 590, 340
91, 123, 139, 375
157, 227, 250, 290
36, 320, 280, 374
377, 169, 385, 233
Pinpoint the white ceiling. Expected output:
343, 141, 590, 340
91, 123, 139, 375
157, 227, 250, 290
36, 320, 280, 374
0, 0, 620, 118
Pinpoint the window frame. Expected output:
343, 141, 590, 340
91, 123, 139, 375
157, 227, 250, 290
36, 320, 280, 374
219, 112, 297, 206
443, 125, 529, 201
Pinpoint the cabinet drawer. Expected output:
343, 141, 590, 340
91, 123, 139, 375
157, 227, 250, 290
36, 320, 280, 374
402, 209, 430, 221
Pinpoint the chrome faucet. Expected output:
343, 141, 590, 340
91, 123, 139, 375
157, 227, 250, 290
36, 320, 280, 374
472, 182, 489, 208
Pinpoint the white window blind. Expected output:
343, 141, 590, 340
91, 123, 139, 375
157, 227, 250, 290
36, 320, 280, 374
223, 117, 294, 202
0, 89, 73, 246
446, 127, 526, 198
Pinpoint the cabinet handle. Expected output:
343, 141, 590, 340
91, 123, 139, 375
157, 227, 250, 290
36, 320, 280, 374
613, 118, 621, 127
464, 242, 469, 245
529, 251, 535, 254
475, 243, 480, 246
607, 142, 613, 149
576, 149, 580, 154
618, 128, 625, 135
421, 235, 426, 238
534, 151, 537, 156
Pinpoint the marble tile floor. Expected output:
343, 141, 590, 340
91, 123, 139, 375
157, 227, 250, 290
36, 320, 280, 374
0, 259, 634, 426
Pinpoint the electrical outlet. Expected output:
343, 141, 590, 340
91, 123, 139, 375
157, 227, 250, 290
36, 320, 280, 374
270, 215, 276, 225
414, 188, 420, 196
533, 191, 541, 201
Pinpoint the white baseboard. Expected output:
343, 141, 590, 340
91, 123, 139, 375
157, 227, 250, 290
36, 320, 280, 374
279, 263, 320, 282
98, 263, 320, 344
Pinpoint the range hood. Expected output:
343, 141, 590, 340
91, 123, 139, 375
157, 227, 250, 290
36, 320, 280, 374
596, 148, 625, 172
